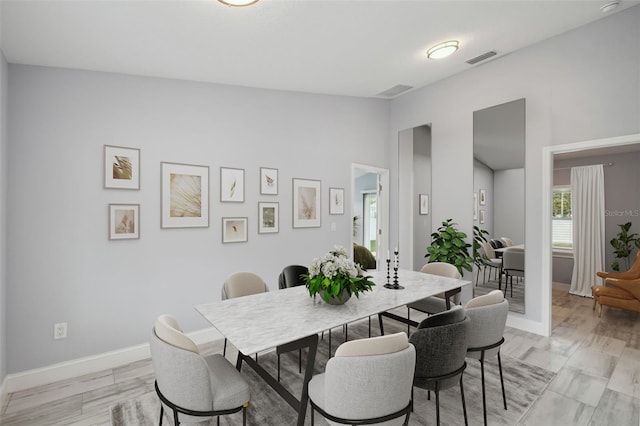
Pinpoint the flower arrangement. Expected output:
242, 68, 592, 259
304, 245, 376, 303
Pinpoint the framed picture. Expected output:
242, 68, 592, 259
479, 210, 486, 224
479, 189, 487, 206
293, 178, 321, 228
220, 167, 245, 202
260, 167, 278, 195
161, 162, 209, 228
473, 193, 478, 221
258, 202, 279, 233
109, 204, 139, 240
104, 145, 140, 189
419, 194, 429, 215
329, 187, 345, 215
222, 217, 248, 243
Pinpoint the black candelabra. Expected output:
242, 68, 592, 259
384, 248, 404, 290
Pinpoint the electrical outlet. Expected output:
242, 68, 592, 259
54, 322, 67, 340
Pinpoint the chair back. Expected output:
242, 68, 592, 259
278, 265, 308, 289
409, 306, 469, 391
481, 241, 497, 260
323, 332, 415, 422
464, 292, 509, 360
420, 262, 461, 279
500, 237, 514, 247
503, 248, 524, 276
222, 272, 268, 300
150, 316, 214, 422
490, 239, 504, 249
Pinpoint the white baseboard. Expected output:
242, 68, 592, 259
507, 315, 548, 337
2, 327, 222, 395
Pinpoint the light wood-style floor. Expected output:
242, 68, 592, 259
1, 283, 639, 425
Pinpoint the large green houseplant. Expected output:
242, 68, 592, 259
610, 222, 640, 271
425, 219, 473, 275
473, 225, 490, 269
304, 245, 375, 304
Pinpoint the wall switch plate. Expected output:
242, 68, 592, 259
54, 322, 67, 340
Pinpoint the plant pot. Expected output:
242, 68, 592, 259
322, 289, 352, 305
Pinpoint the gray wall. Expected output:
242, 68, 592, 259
6, 65, 389, 373
0, 51, 8, 383
494, 168, 525, 245
553, 150, 640, 278
413, 125, 431, 271
389, 5, 640, 322
473, 160, 493, 238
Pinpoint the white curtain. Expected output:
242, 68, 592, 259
570, 165, 605, 297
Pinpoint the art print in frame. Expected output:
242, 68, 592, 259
260, 167, 278, 195
222, 217, 248, 243
473, 192, 478, 221
479, 210, 486, 224
292, 178, 321, 228
161, 162, 209, 229
479, 189, 487, 206
220, 167, 245, 202
258, 202, 279, 234
419, 194, 429, 215
104, 145, 140, 189
109, 204, 139, 240
329, 187, 345, 215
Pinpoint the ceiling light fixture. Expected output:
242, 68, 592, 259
426, 40, 459, 60
218, 0, 260, 6
600, 1, 619, 13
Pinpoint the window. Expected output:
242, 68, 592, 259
552, 187, 572, 249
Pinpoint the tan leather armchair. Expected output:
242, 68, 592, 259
592, 251, 640, 316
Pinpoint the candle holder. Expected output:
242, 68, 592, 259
385, 249, 404, 289
386, 258, 391, 285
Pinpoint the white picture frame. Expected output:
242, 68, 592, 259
329, 187, 345, 215
260, 167, 278, 195
479, 210, 486, 224
220, 167, 245, 203
258, 202, 279, 234
222, 217, 248, 243
104, 145, 140, 189
479, 189, 487, 206
292, 178, 321, 228
109, 204, 140, 240
473, 192, 478, 221
161, 162, 209, 228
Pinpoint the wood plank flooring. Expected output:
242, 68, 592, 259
2, 282, 640, 425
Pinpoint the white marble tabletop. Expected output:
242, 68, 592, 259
195, 268, 470, 355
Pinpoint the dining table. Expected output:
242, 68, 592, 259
195, 268, 471, 426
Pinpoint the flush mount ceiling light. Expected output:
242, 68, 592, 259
426, 40, 459, 59
600, 1, 619, 13
218, 0, 259, 6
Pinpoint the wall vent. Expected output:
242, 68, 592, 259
466, 51, 497, 65
376, 84, 413, 98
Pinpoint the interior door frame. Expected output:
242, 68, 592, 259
541, 132, 640, 336
351, 163, 389, 270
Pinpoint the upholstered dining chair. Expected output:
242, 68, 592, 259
221, 272, 269, 356
409, 305, 470, 426
502, 247, 524, 297
464, 290, 509, 426
406, 262, 461, 329
150, 314, 250, 426
480, 241, 502, 286
500, 237, 514, 247
308, 332, 415, 426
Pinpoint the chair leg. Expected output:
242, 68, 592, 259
597, 303, 603, 318
217, 416, 220, 426
223, 338, 227, 357
460, 374, 468, 426
159, 404, 164, 426
173, 409, 179, 426
311, 406, 315, 426
243, 405, 247, 426
407, 307, 411, 335
480, 357, 487, 426
378, 313, 385, 336
498, 351, 508, 410
277, 354, 281, 382
298, 348, 302, 373
435, 386, 441, 426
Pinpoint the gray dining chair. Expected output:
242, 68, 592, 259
150, 314, 250, 426
502, 247, 524, 297
480, 241, 502, 286
406, 262, 461, 329
221, 271, 269, 356
464, 290, 509, 426
308, 332, 415, 425
409, 305, 469, 426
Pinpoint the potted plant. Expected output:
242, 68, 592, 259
304, 245, 375, 304
473, 225, 490, 269
425, 219, 473, 275
610, 222, 640, 271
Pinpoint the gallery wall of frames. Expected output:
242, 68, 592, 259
104, 145, 346, 242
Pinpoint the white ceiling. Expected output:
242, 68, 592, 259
2, 0, 639, 98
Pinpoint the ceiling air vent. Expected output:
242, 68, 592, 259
376, 84, 413, 98
466, 51, 497, 65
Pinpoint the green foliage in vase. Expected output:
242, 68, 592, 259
425, 219, 473, 275
610, 222, 640, 271
303, 245, 375, 302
